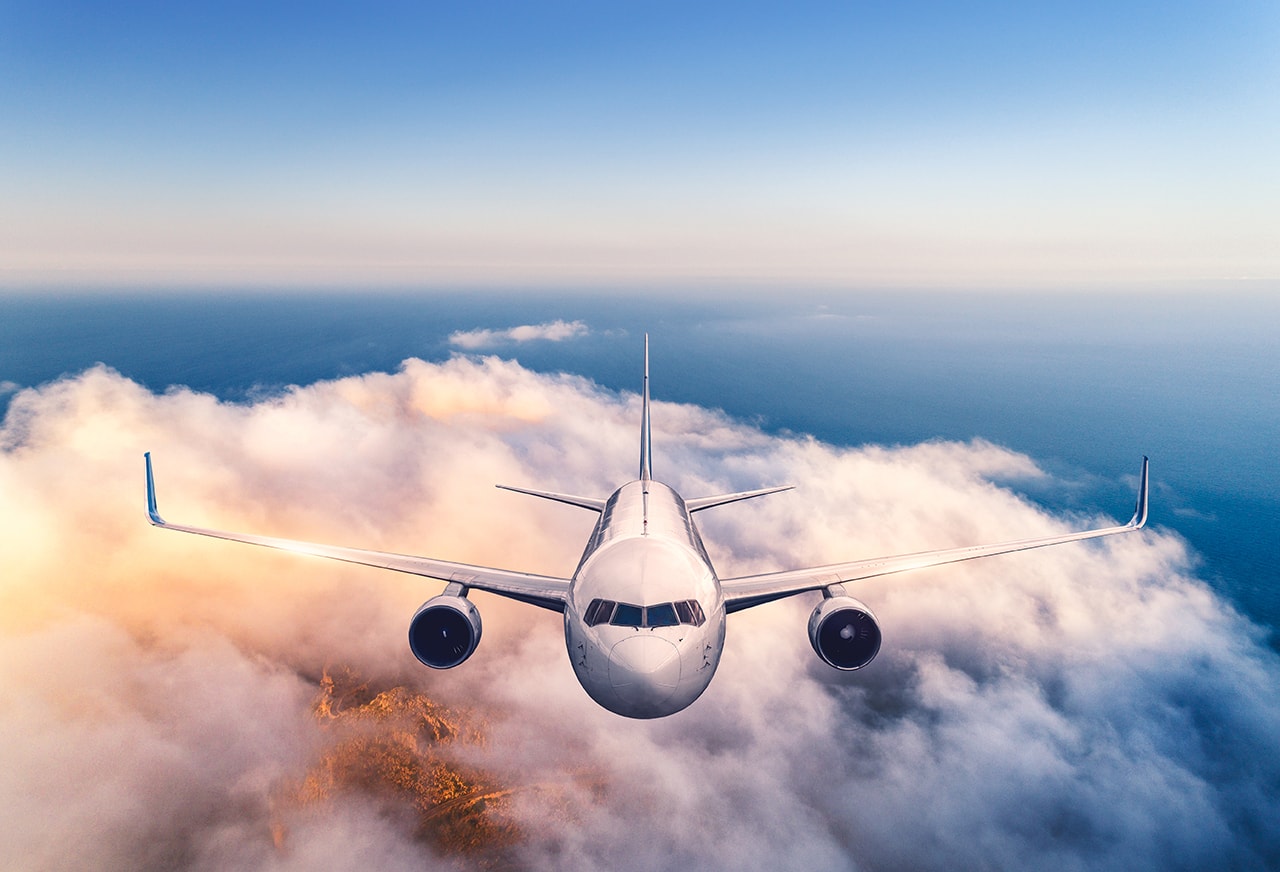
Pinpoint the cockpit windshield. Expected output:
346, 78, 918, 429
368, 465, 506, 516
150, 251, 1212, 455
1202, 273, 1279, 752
645, 602, 679, 627
611, 603, 643, 627
584, 598, 706, 628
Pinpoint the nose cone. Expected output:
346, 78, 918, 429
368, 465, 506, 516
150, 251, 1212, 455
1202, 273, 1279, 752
609, 635, 681, 711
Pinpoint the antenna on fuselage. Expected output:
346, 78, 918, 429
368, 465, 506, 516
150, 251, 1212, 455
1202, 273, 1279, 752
640, 333, 652, 482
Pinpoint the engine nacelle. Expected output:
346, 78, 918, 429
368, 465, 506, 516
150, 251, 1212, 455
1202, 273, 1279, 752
408, 594, 482, 669
808, 596, 882, 670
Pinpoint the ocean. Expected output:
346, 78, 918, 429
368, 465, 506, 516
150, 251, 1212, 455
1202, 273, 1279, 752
2, 288, 1276, 642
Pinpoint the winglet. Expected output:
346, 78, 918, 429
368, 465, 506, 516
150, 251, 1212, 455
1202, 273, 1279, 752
144, 452, 166, 526
1130, 456, 1149, 528
639, 333, 652, 482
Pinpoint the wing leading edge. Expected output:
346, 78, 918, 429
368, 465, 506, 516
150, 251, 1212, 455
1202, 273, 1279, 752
721, 457, 1149, 613
145, 453, 570, 612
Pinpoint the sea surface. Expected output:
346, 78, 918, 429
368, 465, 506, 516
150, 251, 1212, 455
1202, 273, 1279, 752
2, 289, 1276, 643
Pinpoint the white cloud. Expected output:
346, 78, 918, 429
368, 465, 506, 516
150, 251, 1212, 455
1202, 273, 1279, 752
449, 319, 589, 350
1, 361, 1277, 871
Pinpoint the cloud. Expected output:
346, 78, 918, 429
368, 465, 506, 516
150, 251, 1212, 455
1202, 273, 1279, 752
1, 361, 1278, 871
448, 319, 589, 350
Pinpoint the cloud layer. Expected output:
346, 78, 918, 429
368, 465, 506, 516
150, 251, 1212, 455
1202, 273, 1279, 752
448, 320, 589, 349
1, 359, 1277, 871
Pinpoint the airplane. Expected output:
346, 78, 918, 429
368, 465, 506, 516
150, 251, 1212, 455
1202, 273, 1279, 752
144, 336, 1148, 719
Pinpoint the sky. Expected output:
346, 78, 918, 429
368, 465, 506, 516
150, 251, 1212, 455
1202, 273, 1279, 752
1, 0, 1277, 290
2, 356, 1278, 870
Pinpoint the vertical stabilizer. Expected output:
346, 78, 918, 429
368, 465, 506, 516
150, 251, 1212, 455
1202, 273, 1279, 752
640, 334, 652, 481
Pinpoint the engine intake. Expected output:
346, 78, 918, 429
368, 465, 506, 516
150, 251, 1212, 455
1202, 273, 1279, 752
808, 596, 882, 670
408, 594, 482, 669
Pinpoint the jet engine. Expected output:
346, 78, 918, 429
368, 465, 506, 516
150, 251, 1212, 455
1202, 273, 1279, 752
408, 594, 482, 669
808, 596, 882, 670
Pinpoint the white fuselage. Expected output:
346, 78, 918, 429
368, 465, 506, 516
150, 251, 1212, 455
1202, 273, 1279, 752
563, 480, 726, 718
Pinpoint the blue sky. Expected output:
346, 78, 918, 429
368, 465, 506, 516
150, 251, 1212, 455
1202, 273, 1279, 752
1, 1, 1277, 289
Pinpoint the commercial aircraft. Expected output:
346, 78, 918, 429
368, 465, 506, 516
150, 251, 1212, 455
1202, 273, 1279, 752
145, 337, 1149, 719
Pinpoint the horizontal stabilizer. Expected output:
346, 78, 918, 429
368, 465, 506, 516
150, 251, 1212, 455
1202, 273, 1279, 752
496, 484, 606, 512
686, 485, 794, 513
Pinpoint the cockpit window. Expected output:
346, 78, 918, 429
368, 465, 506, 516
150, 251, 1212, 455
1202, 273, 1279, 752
584, 598, 615, 626
611, 603, 643, 627
584, 598, 707, 628
645, 603, 679, 627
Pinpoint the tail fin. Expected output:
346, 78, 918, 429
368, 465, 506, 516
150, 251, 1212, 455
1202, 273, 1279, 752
640, 334, 652, 482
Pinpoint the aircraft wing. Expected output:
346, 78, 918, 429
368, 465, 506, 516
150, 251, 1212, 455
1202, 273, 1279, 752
145, 454, 570, 612
721, 457, 1148, 613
